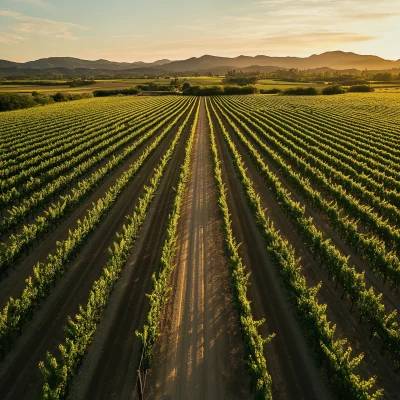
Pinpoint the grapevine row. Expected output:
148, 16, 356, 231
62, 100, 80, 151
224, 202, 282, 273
245, 95, 400, 165
216, 98, 400, 289
0, 98, 182, 187
211, 98, 400, 369
0, 98, 189, 228
0, 95, 149, 146
256, 106, 400, 195
250, 103, 400, 190
206, 98, 274, 400
137, 100, 199, 370
0, 101, 196, 358
223, 98, 400, 250
1, 97, 173, 174
0, 100, 194, 274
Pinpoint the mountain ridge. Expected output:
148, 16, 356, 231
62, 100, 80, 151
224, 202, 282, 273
1, 51, 399, 75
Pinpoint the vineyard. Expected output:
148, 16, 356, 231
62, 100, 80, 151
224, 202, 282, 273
0, 92, 399, 399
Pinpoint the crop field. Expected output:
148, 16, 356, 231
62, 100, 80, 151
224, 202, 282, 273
0, 92, 400, 399
0, 77, 219, 94
2, 77, 399, 95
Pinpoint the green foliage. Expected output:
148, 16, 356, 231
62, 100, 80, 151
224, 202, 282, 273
181, 81, 191, 91
224, 85, 258, 95
0, 99, 192, 276
0, 93, 37, 111
92, 87, 140, 97
371, 72, 392, 81
260, 88, 281, 94
51, 92, 93, 102
283, 87, 318, 95
215, 96, 400, 369
137, 82, 176, 92
183, 85, 223, 95
0, 91, 94, 112
32, 92, 55, 105
182, 85, 257, 96
227, 97, 400, 290
224, 76, 258, 86
322, 85, 344, 95
348, 85, 375, 93
0, 98, 196, 360
67, 79, 96, 87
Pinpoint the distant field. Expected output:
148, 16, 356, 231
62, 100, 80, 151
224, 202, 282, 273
0, 76, 224, 93
1, 76, 399, 94
0, 79, 158, 93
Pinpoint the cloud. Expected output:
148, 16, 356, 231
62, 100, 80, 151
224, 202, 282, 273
0, 9, 85, 40
345, 12, 400, 20
55, 31, 78, 40
111, 35, 145, 38
259, 31, 375, 46
10, 0, 50, 8
0, 32, 24, 43
221, 16, 258, 22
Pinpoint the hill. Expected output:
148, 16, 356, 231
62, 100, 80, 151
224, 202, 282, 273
1, 51, 399, 76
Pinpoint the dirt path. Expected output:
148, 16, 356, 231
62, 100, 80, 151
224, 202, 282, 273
146, 98, 250, 400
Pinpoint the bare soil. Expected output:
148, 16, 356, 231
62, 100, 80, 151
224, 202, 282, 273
145, 98, 251, 399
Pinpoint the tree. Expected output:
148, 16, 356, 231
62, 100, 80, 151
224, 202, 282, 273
182, 81, 191, 92
322, 85, 344, 95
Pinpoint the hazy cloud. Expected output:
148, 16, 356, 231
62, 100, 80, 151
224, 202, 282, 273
0, 9, 86, 40
0, 32, 24, 43
345, 12, 400, 20
259, 31, 375, 46
10, 0, 50, 8
111, 35, 145, 38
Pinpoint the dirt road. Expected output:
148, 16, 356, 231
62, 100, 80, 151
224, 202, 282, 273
146, 98, 250, 399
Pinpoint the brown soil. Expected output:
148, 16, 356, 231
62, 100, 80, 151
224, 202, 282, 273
145, 98, 251, 399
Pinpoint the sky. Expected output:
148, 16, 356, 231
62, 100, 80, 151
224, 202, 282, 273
0, 0, 399, 62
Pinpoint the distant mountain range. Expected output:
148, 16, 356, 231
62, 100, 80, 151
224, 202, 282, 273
1, 51, 399, 76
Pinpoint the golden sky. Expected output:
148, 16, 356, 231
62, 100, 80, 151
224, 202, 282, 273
1, 0, 399, 62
